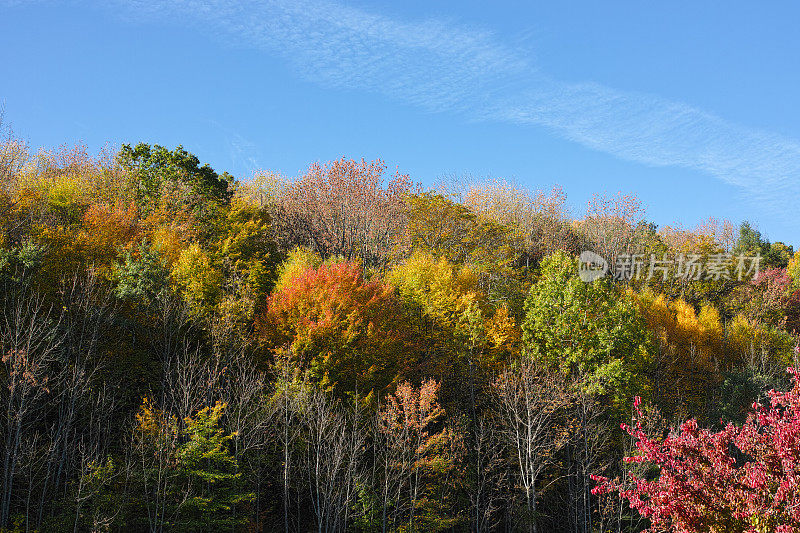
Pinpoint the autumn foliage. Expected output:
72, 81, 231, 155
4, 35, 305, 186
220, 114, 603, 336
260, 261, 409, 396
3, 129, 800, 532
377, 379, 463, 530
593, 368, 800, 532
276, 157, 413, 268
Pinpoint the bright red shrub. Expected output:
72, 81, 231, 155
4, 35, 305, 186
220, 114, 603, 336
593, 368, 800, 532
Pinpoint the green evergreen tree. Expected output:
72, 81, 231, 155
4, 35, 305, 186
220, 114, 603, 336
175, 402, 254, 532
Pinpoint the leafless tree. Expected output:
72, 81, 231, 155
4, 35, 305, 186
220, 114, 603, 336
580, 192, 647, 266
209, 317, 270, 457
470, 412, 507, 533
268, 355, 305, 533
126, 401, 186, 533
567, 388, 610, 533
71, 437, 121, 533
16, 431, 46, 531
35, 270, 114, 528
463, 179, 581, 269
210, 317, 271, 529
299, 387, 365, 533
149, 291, 198, 419
372, 401, 407, 533
493, 359, 572, 533
165, 344, 220, 425
0, 108, 29, 186
0, 280, 64, 528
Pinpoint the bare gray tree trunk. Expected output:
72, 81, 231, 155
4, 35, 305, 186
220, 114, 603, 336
37, 270, 112, 529
493, 359, 572, 533
0, 279, 63, 528
471, 414, 506, 533
300, 387, 364, 533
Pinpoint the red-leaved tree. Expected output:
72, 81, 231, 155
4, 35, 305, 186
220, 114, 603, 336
592, 368, 800, 532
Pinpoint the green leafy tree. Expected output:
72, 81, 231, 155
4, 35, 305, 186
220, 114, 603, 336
118, 143, 233, 223
710, 367, 789, 426
522, 251, 649, 407
734, 221, 768, 257
732, 221, 792, 269
766, 241, 794, 269
129, 400, 252, 532
0, 239, 46, 281
71, 456, 122, 532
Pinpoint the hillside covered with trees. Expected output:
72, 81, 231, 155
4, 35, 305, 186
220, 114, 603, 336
2, 130, 800, 532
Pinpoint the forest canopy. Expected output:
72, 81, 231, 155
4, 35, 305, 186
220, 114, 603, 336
1, 130, 799, 532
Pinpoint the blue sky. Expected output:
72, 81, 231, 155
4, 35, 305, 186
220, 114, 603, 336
2, 1, 799, 243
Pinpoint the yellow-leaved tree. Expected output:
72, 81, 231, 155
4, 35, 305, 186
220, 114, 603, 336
388, 250, 520, 410
632, 289, 725, 420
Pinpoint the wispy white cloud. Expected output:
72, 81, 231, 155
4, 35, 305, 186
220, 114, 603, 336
227, 133, 260, 173
497, 80, 800, 205
204, 119, 262, 174
26, 0, 800, 221
116, 0, 528, 113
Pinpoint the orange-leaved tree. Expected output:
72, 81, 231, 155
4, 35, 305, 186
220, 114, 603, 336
376, 379, 464, 532
258, 261, 411, 398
